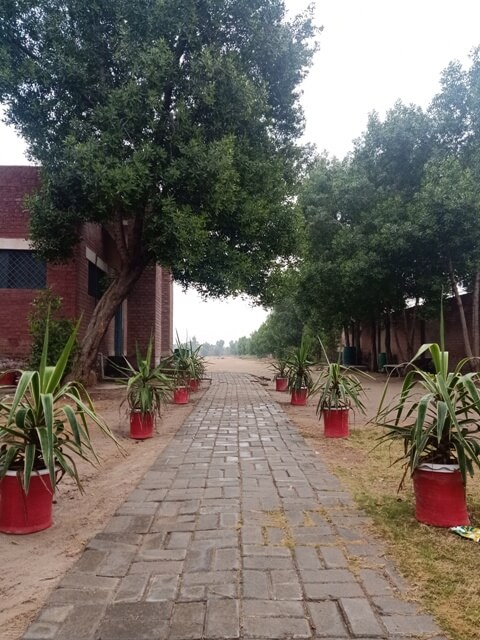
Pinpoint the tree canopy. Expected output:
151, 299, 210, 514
0, 0, 319, 377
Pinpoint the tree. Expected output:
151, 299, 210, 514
0, 0, 319, 379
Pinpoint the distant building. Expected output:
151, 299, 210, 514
0, 166, 173, 369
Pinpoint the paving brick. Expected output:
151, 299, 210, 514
113, 574, 149, 603
318, 546, 349, 569
243, 569, 271, 599
205, 599, 240, 638
97, 602, 171, 639
146, 574, 179, 601
308, 601, 349, 637
243, 616, 312, 639
381, 614, 439, 635
340, 598, 385, 636
54, 604, 106, 640
170, 602, 206, 639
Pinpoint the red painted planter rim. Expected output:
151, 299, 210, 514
5, 468, 51, 479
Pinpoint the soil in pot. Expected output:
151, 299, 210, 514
323, 408, 349, 438
413, 464, 470, 527
0, 469, 54, 534
130, 411, 154, 440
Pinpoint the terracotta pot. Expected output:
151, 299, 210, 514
413, 464, 470, 527
291, 388, 308, 406
130, 411, 154, 440
323, 408, 349, 438
173, 386, 189, 404
0, 469, 53, 534
189, 378, 200, 392
0, 371, 16, 386
275, 377, 288, 392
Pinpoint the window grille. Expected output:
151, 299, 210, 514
0, 250, 46, 289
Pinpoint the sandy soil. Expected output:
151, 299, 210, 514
2, 357, 402, 640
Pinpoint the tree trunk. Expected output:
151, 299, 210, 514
72, 258, 148, 382
403, 299, 418, 360
472, 271, 480, 358
449, 260, 473, 360
385, 312, 392, 362
370, 319, 377, 371
354, 321, 362, 365
344, 325, 350, 347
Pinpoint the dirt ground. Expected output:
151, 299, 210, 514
1, 357, 402, 640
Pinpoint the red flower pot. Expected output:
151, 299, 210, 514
275, 377, 288, 392
0, 469, 53, 534
130, 411, 154, 440
173, 386, 189, 404
413, 464, 470, 527
189, 379, 200, 392
0, 371, 16, 386
291, 388, 308, 406
323, 408, 349, 438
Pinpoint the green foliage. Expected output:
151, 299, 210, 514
28, 289, 77, 372
313, 342, 369, 413
0, 318, 118, 493
285, 336, 316, 392
375, 342, 480, 486
118, 339, 172, 416
0, 0, 319, 302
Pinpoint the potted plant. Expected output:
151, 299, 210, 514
375, 340, 480, 527
285, 338, 316, 406
0, 358, 24, 386
0, 322, 118, 534
169, 335, 195, 404
188, 342, 206, 392
270, 357, 289, 392
119, 341, 173, 440
314, 358, 368, 438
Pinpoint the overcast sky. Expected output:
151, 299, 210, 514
1, 0, 480, 344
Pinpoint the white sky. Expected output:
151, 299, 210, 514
1, 0, 480, 344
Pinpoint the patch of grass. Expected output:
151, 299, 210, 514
319, 425, 480, 640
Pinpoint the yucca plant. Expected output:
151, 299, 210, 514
269, 357, 288, 379
375, 341, 480, 485
285, 337, 316, 392
121, 340, 173, 416
314, 341, 369, 414
0, 320, 118, 493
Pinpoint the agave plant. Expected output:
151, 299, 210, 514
269, 357, 288, 379
314, 340, 369, 414
121, 339, 173, 416
0, 320, 118, 493
375, 341, 480, 485
285, 337, 316, 392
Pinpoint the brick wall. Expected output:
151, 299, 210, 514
0, 168, 174, 368
0, 166, 39, 238
127, 265, 157, 361
359, 295, 475, 368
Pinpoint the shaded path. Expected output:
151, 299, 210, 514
24, 374, 444, 639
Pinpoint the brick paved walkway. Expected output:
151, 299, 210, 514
24, 373, 445, 640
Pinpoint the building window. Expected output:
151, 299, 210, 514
0, 249, 46, 289
88, 260, 108, 300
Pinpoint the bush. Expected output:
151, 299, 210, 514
28, 289, 78, 371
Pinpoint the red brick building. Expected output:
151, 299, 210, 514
0, 166, 173, 369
